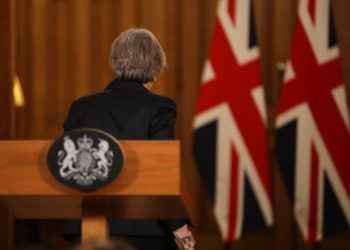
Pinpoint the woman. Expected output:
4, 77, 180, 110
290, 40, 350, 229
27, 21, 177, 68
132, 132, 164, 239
63, 29, 195, 250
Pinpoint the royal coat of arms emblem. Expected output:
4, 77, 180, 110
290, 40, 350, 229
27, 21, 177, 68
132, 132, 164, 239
47, 129, 124, 191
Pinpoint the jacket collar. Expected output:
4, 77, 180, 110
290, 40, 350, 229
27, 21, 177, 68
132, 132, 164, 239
105, 78, 149, 92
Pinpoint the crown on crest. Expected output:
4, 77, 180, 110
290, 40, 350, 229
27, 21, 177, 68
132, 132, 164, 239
77, 135, 93, 149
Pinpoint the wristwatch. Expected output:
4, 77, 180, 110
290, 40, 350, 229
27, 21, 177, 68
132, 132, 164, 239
175, 231, 196, 250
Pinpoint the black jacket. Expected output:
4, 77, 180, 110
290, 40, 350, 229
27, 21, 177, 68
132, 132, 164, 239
63, 79, 186, 236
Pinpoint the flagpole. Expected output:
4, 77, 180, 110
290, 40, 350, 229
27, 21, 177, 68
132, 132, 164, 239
277, 62, 299, 250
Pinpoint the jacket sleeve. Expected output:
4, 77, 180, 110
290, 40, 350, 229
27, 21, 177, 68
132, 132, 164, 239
149, 97, 177, 140
63, 100, 83, 132
149, 97, 193, 232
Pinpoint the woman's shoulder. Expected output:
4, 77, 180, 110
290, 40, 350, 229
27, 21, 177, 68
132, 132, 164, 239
70, 91, 109, 108
147, 92, 177, 111
70, 88, 177, 113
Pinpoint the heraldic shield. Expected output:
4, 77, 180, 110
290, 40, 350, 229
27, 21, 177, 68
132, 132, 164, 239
47, 128, 124, 191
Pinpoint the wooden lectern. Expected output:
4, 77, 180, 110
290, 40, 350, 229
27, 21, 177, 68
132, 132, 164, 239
0, 140, 189, 248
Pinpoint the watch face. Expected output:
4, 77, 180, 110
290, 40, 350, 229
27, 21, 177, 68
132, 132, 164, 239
47, 128, 124, 191
176, 233, 196, 250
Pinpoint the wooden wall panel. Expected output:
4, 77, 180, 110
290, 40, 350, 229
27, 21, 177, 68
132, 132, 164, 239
98, 0, 116, 88
55, 0, 76, 132
163, 0, 180, 101
0, 1, 15, 248
74, 0, 91, 96
179, 0, 201, 217
0, 0, 13, 140
89, 0, 114, 93
16, 0, 31, 139
29, 0, 48, 138
117, 0, 138, 31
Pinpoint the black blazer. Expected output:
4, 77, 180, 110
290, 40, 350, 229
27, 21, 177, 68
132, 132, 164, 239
63, 79, 186, 236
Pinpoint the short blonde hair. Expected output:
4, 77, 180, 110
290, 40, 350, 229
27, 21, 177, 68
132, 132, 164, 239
110, 28, 166, 83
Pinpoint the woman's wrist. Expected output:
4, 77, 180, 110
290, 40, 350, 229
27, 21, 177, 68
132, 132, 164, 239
173, 224, 191, 238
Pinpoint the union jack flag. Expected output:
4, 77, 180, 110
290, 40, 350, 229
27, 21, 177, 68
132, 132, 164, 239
276, 0, 350, 243
193, 0, 273, 242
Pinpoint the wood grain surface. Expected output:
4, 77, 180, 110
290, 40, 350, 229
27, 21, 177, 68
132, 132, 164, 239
0, 140, 189, 220
0, 140, 180, 196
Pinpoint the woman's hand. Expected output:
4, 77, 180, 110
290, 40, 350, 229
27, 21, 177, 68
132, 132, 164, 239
173, 224, 196, 250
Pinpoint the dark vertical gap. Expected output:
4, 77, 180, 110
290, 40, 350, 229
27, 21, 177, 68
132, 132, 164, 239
85, 0, 93, 93
249, 0, 257, 48
44, 0, 49, 134
45, 0, 54, 135
328, 0, 337, 48
174, 0, 182, 140
22, 0, 29, 139
0, 0, 11, 139
16, 0, 29, 139
15, 0, 23, 139
27, 0, 35, 139
72, 0, 79, 107
53, 0, 60, 135
67, 1, 77, 111
177, 0, 185, 143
